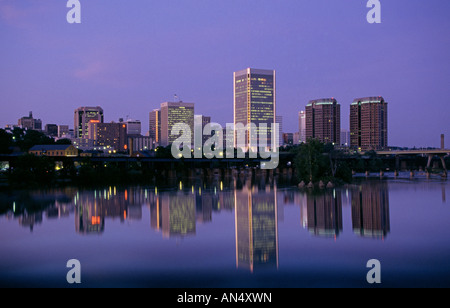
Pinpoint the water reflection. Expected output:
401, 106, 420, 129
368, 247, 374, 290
305, 190, 343, 238
234, 181, 278, 272
1, 180, 428, 246
351, 182, 390, 239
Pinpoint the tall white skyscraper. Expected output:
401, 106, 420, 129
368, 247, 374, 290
275, 115, 283, 147
298, 110, 306, 143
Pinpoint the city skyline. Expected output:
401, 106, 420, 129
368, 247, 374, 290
1, 1, 449, 148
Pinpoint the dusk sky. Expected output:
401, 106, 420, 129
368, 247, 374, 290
1, 0, 449, 148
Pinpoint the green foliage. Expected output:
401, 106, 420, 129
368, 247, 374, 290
9, 154, 55, 186
12, 128, 56, 152
294, 139, 329, 183
55, 138, 72, 145
155, 146, 172, 158
0, 129, 13, 154
294, 139, 353, 184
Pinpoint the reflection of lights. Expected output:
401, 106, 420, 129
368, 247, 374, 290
123, 210, 127, 220
199, 187, 202, 196
220, 181, 223, 191
125, 190, 128, 201
179, 181, 183, 190
155, 187, 158, 195
13, 202, 15, 212
91, 216, 101, 225
192, 186, 194, 194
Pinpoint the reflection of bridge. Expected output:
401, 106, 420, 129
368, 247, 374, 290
376, 149, 449, 175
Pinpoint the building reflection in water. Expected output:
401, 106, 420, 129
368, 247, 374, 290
351, 182, 390, 239
75, 187, 143, 235
150, 180, 235, 238
305, 190, 343, 238
234, 180, 278, 272
150, 190, 196, 238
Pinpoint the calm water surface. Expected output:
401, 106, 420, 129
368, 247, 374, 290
0, 175, 449, 288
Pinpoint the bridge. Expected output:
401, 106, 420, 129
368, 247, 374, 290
376, 148, 449, 176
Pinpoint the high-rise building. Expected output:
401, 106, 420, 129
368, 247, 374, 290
305, 98, 340, 145
149, 109, 161, 147
122, 119, 141, 136
160, 102, 195, 147
88, 121, 127, 152
74, 107, 104, 142
340, 129, 351, 147
275, 115, 283, 147
350, 97, 388, 151
18, 112, 42, 131
298, 110, 306, 143
57, 125, 69, 138
194, 115, 212, 146
127, 135, 153, 154
233, 68, 276, 150
45, 124, 58, 137
282, 133, 294, 146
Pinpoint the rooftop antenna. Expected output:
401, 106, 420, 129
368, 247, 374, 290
174, 94, 181, 102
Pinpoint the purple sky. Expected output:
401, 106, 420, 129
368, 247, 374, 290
0, 0, 449, 148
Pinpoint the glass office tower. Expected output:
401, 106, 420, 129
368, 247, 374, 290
234, 68, 276, 151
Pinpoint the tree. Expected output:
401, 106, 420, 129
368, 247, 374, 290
9, 154, 55, 186
294, 139, 329, 183
56, 138, 72, 145
0, 129, 12, 154
16, 129, 55, 152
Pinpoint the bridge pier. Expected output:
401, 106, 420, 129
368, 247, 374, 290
427, 154, 433, 170
440, 156, 447, 174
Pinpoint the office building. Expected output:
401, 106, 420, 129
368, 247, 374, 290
58, 125, 69, 138
122, 119, 141, 135
275, 115, 283, 147
127, 135, 153, 154
88, 121, 127, 152
45, 124, 58, 137
298, 110, 306, 143
233, 68, 276, 150
293, 132, 300, 145
18, 112, 42, 131
74, 107, 104, 147
282, 133, 294, 146
350, 97, 388, 151
340, 129, 351, 147
160, 102, 195, 147
149, 109, 161, 147
194, 115, 212, 147
305, 98, 340, 145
